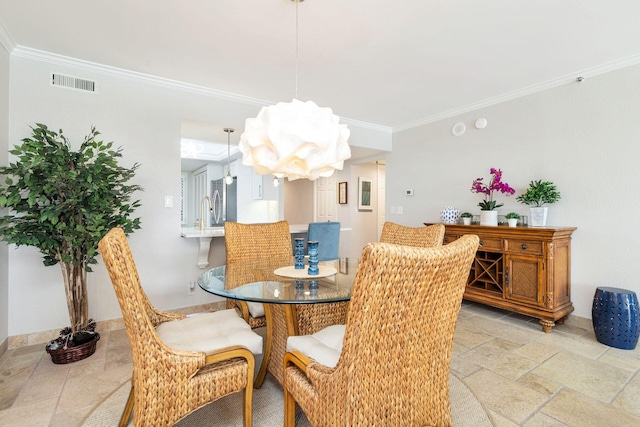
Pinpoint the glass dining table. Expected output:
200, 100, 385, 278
198, 258, 358, 387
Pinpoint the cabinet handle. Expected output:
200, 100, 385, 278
505, 266, 509, 285
521, 243, 528, 250
479, 239, 484, 246
444, 237, 449, 243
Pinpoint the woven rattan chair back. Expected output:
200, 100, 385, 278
379, 221, 445, 247
224, 221, 293, 327
99, 228, 255, 427
284, 234, 479, 426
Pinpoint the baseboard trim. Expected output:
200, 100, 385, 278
7, 301, 226, 350
0, 336, 8, 358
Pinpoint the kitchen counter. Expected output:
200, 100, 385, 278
180, 223, 340, 269
180, 223, 310, 239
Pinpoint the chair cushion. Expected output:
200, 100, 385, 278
156, 309, 263, 355
246, 301, 265, 318
286, 324, 345, 368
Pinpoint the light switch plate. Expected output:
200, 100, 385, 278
164, 196, 173, 208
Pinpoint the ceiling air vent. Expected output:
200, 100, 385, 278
50, 73, 97, 93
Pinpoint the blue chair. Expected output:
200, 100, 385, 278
307, 222, 341, 261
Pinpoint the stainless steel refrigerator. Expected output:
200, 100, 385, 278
210, 177, 237, 226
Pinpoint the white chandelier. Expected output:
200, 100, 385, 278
239, 0, 351, 181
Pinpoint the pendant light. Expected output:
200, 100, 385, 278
224, 128, 234, 185
239, 0, 351, 181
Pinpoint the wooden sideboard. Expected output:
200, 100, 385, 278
426, 223, 577, 332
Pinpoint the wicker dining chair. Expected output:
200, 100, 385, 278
379, 221, 446, 247
282, 234, 479, 427
224, 220, 293, 328
98, 228, 262, 427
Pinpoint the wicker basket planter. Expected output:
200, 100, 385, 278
46, 332, 100, 364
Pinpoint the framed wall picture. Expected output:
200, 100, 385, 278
358, 177, 373, 211
338, 181, 348, 204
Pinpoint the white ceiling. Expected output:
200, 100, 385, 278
1, 0, 640, 131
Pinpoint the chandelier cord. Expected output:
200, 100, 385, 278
295, 0, 299, 100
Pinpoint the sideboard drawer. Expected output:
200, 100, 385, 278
444, 234, 460, 244
505, 239, 543, 256
477, 236, 502, 251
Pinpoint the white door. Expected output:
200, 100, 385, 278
315, 175, 337, 222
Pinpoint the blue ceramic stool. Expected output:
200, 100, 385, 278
592, 287, 639, 350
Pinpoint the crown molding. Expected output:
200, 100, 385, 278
10, 46, 389, 133
393, 53, 640, 133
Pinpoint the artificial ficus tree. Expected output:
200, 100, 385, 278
0, 123, 142, 335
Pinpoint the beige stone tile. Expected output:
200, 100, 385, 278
0, 384, 22, 411
68, 355, 106, 378
487, 410, 520, 427
0, 361, 37, 406
522, 412, 569, 426
460, 303, 512, 320
564, 314, 592, 331
541, 388, 640, 426
550, 321, 591, 338
8, 335, 27, 349
458, 338, 540, 380
531, 351, 633, 402
50, 404, 93, 427
56, 364, 132, 413
513, 341, 561, 363
106, 328, 130, 346
450, 357, 482, 377
0, 348, 13, 366
10, 342, 45, 357
1, 349, 42, 369
535, 331, 608, 359
457, 315, 542, 345
34, 354, 75, 374
518, 373, 563, 396
27, 329, 60, 346
0, 396, 57, 427
104, 341, 133, 371
453, 324, 494, 349
451, 340, 469, 356
463, 369, 549, 424
612, 370, 640, 418
14, 368, 68, 405
597, 346, 640, 372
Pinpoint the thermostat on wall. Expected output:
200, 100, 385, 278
405, 189, 414, 196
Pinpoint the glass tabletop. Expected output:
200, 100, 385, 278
197, 259, 357, 304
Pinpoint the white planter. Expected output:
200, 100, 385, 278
507, 218, 518, 227
462, 217, 472, 225
480, 210, 498, 226
530, 207, 548, 227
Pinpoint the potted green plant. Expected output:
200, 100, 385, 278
0, 123, 142, 363
505, 212, 520, 227
460, 212, 473, 225
516, 180, 561, 227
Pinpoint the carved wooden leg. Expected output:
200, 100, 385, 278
556, 316, 567, 325
540, 319, 555, 333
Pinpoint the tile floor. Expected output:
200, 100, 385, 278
1, 301, 640, 426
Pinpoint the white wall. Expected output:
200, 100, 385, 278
348, 163, 381, 258
4, 54, 391, 336
387, 63, 640, 319
0, 42, 9, 345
